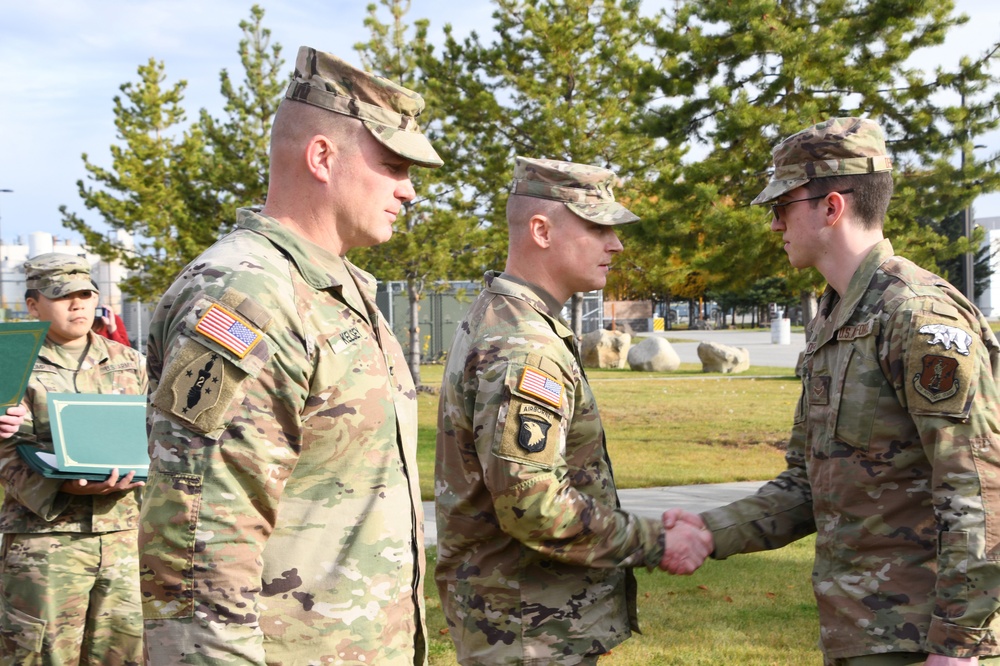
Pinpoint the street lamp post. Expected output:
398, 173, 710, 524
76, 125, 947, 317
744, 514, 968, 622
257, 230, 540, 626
0, 189, 12, 322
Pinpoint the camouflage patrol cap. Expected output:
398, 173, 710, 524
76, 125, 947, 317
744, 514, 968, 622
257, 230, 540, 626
510, 156, 640, 226
752, 117, 893, 205
24, 253, 96, 299
285, 46, 443, 168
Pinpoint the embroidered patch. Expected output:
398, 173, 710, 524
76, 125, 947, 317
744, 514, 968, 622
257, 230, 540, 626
837, 319, 875, 341
913, 354, 960, 402
496, 400, 561, 469
195, 304, 262, 358
518, 411, 553, 453
170, 351, 225, 420
809, 376, 830, 405
518, 367, 563, 408
918, 323, 973, 356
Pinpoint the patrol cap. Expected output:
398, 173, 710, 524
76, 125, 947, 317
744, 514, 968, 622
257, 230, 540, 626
285, 46, 443, 168
510, 156, 640, 226
752, 117, 893, 205
24, 253, 96, 299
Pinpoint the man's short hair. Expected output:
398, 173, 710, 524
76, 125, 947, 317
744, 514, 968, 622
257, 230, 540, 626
803, 171, 893, 230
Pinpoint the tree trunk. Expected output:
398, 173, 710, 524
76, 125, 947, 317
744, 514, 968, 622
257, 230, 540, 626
407, 279, 422, 388
571, 292, 584, 340
799, 289, 817, 326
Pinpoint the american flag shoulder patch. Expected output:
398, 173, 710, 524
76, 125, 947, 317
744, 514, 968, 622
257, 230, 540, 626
518, 366, 563, 408
194, 304, 262, 359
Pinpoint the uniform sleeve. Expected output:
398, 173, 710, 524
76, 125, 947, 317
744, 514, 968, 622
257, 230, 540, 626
475, 354, 665, 571
700, 378, 817, 559
140, 287, 306, 665
0, 393, 73, 521
884, 303, 1000, 656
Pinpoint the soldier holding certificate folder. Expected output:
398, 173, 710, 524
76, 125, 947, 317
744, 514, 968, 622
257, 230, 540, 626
0, 253, 146, 666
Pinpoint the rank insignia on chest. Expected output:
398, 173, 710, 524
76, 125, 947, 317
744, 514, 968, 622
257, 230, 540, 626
194, 304, 262, 358
518, 366, 563, 408
913, 354, 960, 402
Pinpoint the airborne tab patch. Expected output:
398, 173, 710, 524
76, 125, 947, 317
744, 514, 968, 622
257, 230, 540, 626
195, 304, 262, 358
517, 366, 563, 408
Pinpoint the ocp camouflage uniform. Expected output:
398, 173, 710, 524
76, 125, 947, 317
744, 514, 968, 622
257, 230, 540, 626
140, 208, 426, 665
702, 248, 1000, 658
435, 271, 665, 665
0, 331, 146, 665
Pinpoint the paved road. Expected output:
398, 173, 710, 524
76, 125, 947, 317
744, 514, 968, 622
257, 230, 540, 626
648, 327, 805, 369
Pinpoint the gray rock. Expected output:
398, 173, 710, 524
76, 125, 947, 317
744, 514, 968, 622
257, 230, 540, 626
627, 336, 681, 372
697, 341, 750, 373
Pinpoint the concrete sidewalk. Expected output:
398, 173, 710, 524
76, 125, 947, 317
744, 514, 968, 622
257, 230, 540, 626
649, 328, 805, 369
423, 481, 768, 545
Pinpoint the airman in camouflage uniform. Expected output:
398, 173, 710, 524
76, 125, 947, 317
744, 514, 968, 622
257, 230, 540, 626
139, 46, 441, 665
672, 118, 1000, 665
0, 253, 146, 666
435, 157, 712, 665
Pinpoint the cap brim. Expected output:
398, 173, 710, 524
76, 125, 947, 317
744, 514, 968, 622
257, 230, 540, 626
363, 120, 443, 168
566, 201, 640, 226
38, 279, 97, 299
751, 177, 810, 206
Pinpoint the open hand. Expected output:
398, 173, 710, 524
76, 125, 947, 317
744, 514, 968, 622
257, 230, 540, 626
60, 468, 144, 495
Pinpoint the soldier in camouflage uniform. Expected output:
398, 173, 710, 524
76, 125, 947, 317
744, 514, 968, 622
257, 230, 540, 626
138, 46, 442, 665
435, 157, 713, 665
666, 118, 1000, 666
0, 253, 146, 666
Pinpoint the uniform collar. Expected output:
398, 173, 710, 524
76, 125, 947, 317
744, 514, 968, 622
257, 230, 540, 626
485, 271, 574, 339
236, 208, 377, 314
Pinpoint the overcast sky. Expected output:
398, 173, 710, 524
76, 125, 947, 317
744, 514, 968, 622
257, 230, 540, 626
1, 0, 999, 247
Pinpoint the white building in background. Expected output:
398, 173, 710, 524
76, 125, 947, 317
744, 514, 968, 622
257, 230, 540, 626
0, 230, 147, 347
979, 216, 1000, 318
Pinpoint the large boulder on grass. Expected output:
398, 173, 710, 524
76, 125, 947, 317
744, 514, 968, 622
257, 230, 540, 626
581, 329, 631, 369
627, 337, 681, 372
697, 341, 750, 374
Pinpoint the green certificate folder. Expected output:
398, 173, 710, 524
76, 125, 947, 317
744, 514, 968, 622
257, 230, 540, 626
26, 393, 149, 481
0, 321, 50, 407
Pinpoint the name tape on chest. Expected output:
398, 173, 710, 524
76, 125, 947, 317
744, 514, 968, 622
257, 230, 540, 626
194, 304, 262, 358
328, 327, 362, 354
518, 366, 563, 408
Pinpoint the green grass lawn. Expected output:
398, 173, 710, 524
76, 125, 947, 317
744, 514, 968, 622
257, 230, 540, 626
417, 363, 798, 500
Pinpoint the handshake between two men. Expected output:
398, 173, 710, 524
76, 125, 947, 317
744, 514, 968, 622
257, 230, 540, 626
659, 509, 712, 575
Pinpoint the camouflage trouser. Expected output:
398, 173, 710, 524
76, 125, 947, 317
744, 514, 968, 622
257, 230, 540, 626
0, 530, 142, 666
829, 652, 1000, 665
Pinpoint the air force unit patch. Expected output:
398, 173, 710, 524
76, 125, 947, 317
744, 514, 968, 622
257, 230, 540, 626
918, 323, 972, 356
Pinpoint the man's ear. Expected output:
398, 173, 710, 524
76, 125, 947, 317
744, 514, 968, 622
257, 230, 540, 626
528, 214, 552, 249
304, 134, 336, 183
824, 190, 849, 228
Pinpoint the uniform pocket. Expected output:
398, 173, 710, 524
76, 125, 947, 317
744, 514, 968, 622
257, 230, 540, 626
833, 343, 884, 452
139, 472, 203, 619
0, 595, 45, 661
